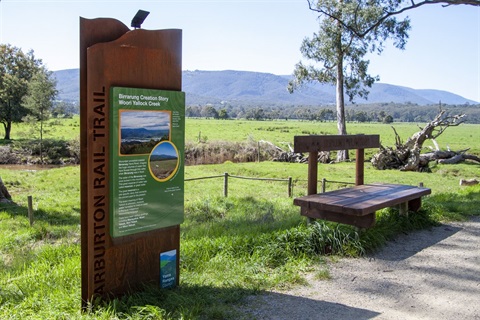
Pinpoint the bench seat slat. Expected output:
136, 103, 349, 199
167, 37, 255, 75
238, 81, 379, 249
293, 183, 431, 216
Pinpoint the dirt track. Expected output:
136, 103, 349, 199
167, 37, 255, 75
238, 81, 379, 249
243, 216, 480, 320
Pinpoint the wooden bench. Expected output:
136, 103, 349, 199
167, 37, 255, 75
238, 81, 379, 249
293, 135, 431, 228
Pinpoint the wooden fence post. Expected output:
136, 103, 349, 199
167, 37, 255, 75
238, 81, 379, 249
321, 178, 327, 193
28, 196, 33, 226
223, 172, 229, 197
257, 141, 260, 162
288, 177, 293, 197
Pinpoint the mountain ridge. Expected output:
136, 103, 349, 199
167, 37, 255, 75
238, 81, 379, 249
53, 69, 478, 106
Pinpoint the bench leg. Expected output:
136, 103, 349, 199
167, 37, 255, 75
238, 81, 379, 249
398, 202, 408, 216
408, 198, 422, 212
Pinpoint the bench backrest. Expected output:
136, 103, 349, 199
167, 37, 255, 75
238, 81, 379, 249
294, 135, 380, 195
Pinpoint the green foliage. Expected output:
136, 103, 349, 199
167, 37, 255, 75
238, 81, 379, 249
0, 44, 45, 140
218, 108, 229, 120
0, 117, 80, 164
289, 0, 411, 156
120, 138, 166, 155
52, 101, 79, 117
289, 1, 410, 98
22, 68, 57, 123
22, 67, 58, 163
0, 139, 78, 165
200, 105, 219, 119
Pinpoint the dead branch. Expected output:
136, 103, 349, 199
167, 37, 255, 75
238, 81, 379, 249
462, 154, 480, 163
437, 154, 465, 164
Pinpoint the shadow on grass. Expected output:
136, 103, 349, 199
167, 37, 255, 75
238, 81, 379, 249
183, 196, 302, 236
91, 283, 380, 320
88, 284, 258, 319
0, 202, 80, 226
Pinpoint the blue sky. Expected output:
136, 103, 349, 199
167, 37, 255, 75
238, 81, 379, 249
1, 0, 479, 101
121, 111, 170, 131
152, 142, 177, 158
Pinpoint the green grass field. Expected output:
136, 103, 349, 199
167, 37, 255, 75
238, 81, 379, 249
0, 116, 80, 142
2, 116, 477, 156
0, 118, 479, 319
185, 119, 480, 156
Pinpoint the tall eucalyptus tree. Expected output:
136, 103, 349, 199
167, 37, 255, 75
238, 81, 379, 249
289, 1, 410, 160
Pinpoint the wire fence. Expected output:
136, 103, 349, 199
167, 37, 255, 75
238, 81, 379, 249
185, 173, 354, 198
1, 176, 354, 227
185, 172, 294, 197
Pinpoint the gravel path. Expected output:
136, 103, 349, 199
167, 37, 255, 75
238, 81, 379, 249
242, 216, 480, 320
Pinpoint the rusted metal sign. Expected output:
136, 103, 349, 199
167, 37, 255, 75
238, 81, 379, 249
80, 17, 183, 307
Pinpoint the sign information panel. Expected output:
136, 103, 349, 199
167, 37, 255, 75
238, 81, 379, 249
160, 249, 177, 288
110, 87, 185, 238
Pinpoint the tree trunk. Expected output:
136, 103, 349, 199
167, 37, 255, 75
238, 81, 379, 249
3, 121, 12, 140
335, 48, 348, 161
0, 177, 12, 203
40, 117, 44, 164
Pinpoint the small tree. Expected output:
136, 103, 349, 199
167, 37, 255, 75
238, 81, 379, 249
52, 101, 78, 117
0, 44, 42, 140
383, 114, 394, 124
201, 105, 219, 119
218, 108, 229, 120
22, 68, 57, 163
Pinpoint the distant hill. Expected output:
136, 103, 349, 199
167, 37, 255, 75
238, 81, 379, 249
53, 69, 478, 106
121, 128, 169, 140
150, 154, 178, 161
54, 69, 80, 103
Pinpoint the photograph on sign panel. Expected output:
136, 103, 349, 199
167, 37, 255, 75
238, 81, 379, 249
119, 110, 171, 155
149, 141, 179, 181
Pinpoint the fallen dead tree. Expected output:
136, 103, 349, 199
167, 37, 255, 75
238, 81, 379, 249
274, 151, 331, 163
371, 110, 480, 171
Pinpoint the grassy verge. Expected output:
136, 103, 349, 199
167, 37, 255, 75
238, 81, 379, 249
0, 160, 479, 319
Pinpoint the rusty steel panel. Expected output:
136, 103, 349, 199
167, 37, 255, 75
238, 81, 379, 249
80, 17, 181, 307
294, 134, 380, 153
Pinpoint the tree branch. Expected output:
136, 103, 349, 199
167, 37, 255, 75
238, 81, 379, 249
307, 0, 480, 38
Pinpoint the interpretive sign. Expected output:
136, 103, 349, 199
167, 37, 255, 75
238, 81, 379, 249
80, 16, 183, 308
110, 87, 185, 237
